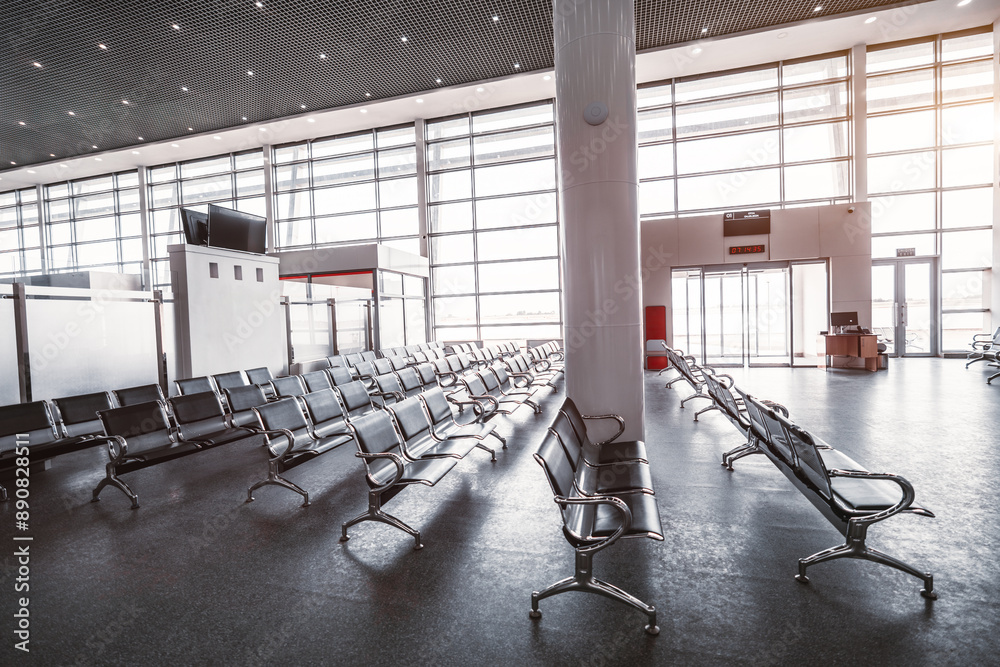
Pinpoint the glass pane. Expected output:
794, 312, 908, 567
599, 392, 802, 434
273, 144, 309, 164
181, 156, 231, 178
480, 324, 562, 340
377, 125, 415, 148
675, 67, 778, 103
476, 193, 558, 229
478, 259, 559, 292
638, 84, 672, 109
118, 188, 140, 212
236, 196, 266, 218
150, 183, 178, 208
428, 201, 473, 233
784, 162, 850, 201
942, 312, 990, 353
782, 55, 848, 85
234, 150, 264, 170
942, 271, 985, 310
868, 109, 936, 155
473, 104, 553, 133
312, 133, 373, 158
404, 298, 426, 345
116, 171, 139, 188
276, 220, 311, 247
315, 212, 377, 244
427, 117, 469, 140
47, 222, 72, 245
783, 122, 849, 162
903, 262, 931, 353
120, 238, 143, 263
942, 229, 992, 269
314, 182, 377, 215
638, 143, 674, 179
383, 238, 420, 255
677, 168, 780, 211
377, 147, 417, 177
430, 233, 474, 264
479, 292, 560, 324
427, 138, 471, 171
274, 163, 311, 191
75, 241, 118, 266
637, 107, 673, 143
76, 216, 116, 242
403, 275, 424, 297
45, 183, 70, 200
236, 170, 265, 196
434, 325, 479, 341
275, 191, 312, 220
867, 151, 935, 194
378, 177, 417, 208
119, 213, 141, 237
782, 82, 848, 122
427, 170, 472, 202
639, 180, 675, 216
183, 176, 233, 206
473, 127, 554, 165
941, 103, 993, 145
866, 69, 935, 112
380, 271, 404, 296
942, 145, 993, 187
942, 60, 993, 102
676, 130, 779, 174
73, 193, 116, 218
942, 187, 992, 229
474, 159, 555, 197
148, 165, 176, 184
380, 207, 418, 237
48, 245, 74, 269
72, 176, 113, 196
870, 192, 935, 233
477, 227, 557, 261
434, 296, 477, 325
867, 41, 934, 73
432, 265, 475, 295
942, 32, 993, 61
871, 233, 935, 258
675, 93, 779, 138
19, 188, 37, 204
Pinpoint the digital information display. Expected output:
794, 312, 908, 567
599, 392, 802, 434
723, 210, 771, 236
729, 244, 765, 255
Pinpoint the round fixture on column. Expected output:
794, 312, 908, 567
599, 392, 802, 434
583, 101, 608, 125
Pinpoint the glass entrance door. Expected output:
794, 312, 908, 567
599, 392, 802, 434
872, 259, 937, 357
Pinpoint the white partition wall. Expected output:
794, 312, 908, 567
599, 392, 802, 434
0, 285, 19, 404
555, 0, 644, 441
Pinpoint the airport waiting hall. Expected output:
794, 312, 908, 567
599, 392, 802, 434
2, 0, 1000, 665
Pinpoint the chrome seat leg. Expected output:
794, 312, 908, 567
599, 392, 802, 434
91, 464, 139, 509
475, 442, 497, 461
489, 431, 507, 449
694, 404, 719, 421
246, 458, 310, 506
341, 491, 423, 550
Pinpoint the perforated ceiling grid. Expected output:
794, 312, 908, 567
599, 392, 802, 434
1, 0, 923, 172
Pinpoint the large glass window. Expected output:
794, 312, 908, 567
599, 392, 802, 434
0, 188, 42, 280
43, 172, 142, 279
867, 29, 994, 351
147, 150, 265, 290
638, 52, 852, 219
426, 102, 561, 342
273, 125, 419, 255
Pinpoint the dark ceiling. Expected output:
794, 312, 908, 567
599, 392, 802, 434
0, 0, 923, 172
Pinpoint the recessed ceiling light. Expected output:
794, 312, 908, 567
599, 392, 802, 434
259, 127, 267, 132
98, 43, 108, 50
213, 135, 221, 140
300, 104, 306, 109
307, 117, 315, 123
701, 27, 708, 33
131, 151, 139, 155
172, 24, 180, 30
32, 62, 42, 68
416, 98, 424, 103
247, 70, 254, 76
813, 5, 822, 11
181, 86, 188, 91
319, 53, 326, 59
692, 47, 703, 54
59, 163, 67, 167
514, 63, 520, 69
865, 16, 878, 23
957, 0, 972, 5
476, 87, 484, 92
777, 31, 788, 39
365, 92, 371, 97
242, 116, 248, 121
188, 127, 193, 131
92, 145, 97, 148
255, 1, 263, 7
435, 78, 442, 83
17, 121, 25, 125
122, 99, 129, 104
171, 143, 179, 147
401, 36, 408, 42
542, 75, 551, 81
67, 111, 75, 115
94, 157, 102, 161
49, 153, 55, 157
138, 136, 143, 140
360, 109, 368, 114
9, 161, 15, 165
492, 15, 499, 22
26, 170, 35, 174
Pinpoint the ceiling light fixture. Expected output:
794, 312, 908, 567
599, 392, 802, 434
777, 31, 788, 39
94, 157, 102, 161
319, 53, 326, 59
865, 16, 878, 23
131, 152, 139, 155
300, 104, 306, 109
401, 36, 408, 42
701, 27, 708, 33
514, 63, 520, 69
692, 47, 703, 54
9, 162, 15, 165
60, 163, 67, 167
91, 145, 97, 148
242, 116, 248, 121
307, 118, 315, 122
247, 70, 254, 76
27, 170, 35, 174
476, 87, 484, 92
957, 0, 972, 5
49, 153, 55, 157
122, 99, 129, 104
181, 86, 188, 91
259, 127, 267, 132
360, 109, 368, 114
435, 78, 442, 83
542, 75, 551, 81
32, 62, 42, 68
365, 92, 371, 97
138, 136, 143, 140
18, 121, 25, 126
213, 135, 221, 140
67, 111, 75, 115
492, 15, 499, 22
416, 98, 424, 103
188, 127, 193, 131
814, 5, 822, 11
98, 43, 108, 50
171, 143, 179, 147
172, 23, 180, 30
255, 1, 263, 7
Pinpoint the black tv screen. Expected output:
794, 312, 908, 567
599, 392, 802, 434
207, 205, 267, 254
179, 208, 209, 246
830, 311, 858, 327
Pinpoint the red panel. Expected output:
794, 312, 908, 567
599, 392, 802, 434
644, 305, 668, 370
647, 356, 668, 370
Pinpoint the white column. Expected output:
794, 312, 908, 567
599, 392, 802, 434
852, 44, 868, 203
554, 0, 644, 441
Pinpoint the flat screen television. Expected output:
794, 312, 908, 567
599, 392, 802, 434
830, 311, 858, 327
207, 204, 267, 254
179, 208, 209, 246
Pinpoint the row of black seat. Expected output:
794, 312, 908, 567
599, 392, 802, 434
661, 343, 938, 599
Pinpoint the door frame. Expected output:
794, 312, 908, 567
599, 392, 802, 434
871, 257, 939, 357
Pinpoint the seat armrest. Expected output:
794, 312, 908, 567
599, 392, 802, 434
355, 451, 406, 490
827, 469, 932, 519
557, 495, 631, 554
582, 413, 626, 446
257, 427, 298, 459
96, 435, 127, 462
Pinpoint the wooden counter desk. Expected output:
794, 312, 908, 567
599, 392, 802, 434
824, 333, 879, 372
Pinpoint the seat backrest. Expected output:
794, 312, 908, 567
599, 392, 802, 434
271, 375, 306, 398
558, 399, 591, 449
302, 370, 333, 392
750, 397, 797, 467
327, 354, 345, 368
388, 396, 432, 442
534, 428, 578, 500
302, 389, 347, 432
52, 391, 113, 438
328, 366, 354, 386
506, 355, 529, 375
412, 350, 429, 364
176, 376, 215, 396
396, 367, 423, 395
361, 350, 377, 362
477, 370, 502, 395
733, 387, 768, 443
433, 358, 452, 376
491, 365, 517, 390
344, 352, 364, 367
0, 401, 58, 452
385, 356, 406, 372
354, 360, 376, 379
350, 409, 402, 456
419, 387, 455, 427
98, 401, 174, 455
114, 384, 164, 407
374, 373, 404, 402
253, 397, 313, 456
549, 410, 583, 471
415, 363, 437, 387
464, 374, 489, 397
212, 371, 248, 394
337, 381, 376, 419
456, 352, 473, 371
225, 385, 268, 426
170, 391, 226, 425
780, 418, 833, 500
446, 355, 464, 373
372, 358, 393, 375
245, 367, 274, 385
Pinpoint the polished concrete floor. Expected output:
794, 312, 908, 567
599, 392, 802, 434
1, 358, 998, 665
